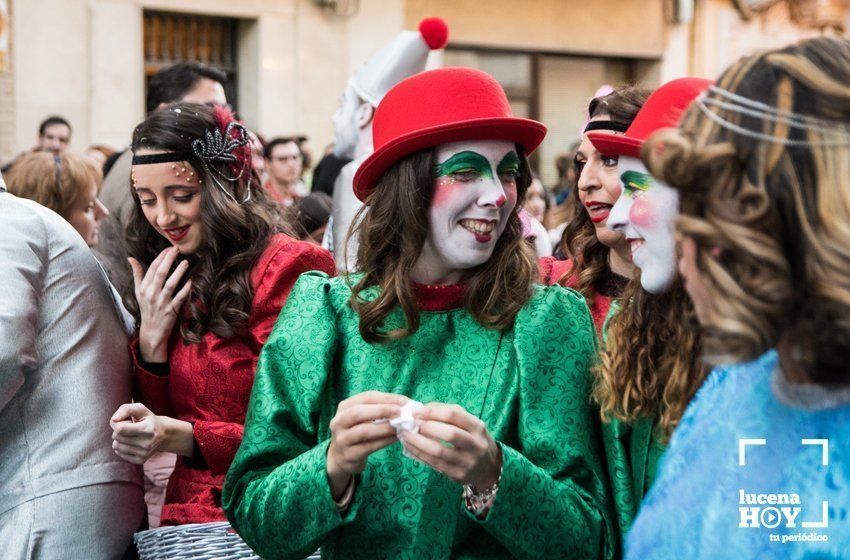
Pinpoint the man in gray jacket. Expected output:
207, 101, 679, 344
0, 172, 144, 558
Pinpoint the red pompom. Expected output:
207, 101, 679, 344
418, 17, 448, 50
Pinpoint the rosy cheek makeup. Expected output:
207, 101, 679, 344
621, 170, 657, 230
630, 197, 658, 230
431, 177, 464, 207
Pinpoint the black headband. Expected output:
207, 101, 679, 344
584, 120, 628, 134
131, 152, 194, 165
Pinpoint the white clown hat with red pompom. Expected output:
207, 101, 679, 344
349, 17, 449, 107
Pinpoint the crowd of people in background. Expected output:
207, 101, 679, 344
2, 66, 582, 260
1, 19, 848, 560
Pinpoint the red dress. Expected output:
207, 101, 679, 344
538, 256, 616, 335
132, 234, 335, 525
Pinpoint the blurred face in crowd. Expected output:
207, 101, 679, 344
307, 224, 327, 245
608, 156, 680, 294
132, 152, 204, 255
332, 86, 363, 159
85, 148, 108, 169
525, 177, 547, 223
267, 141, 303, 187
575, 116, 626, 250
38, 124, 70, 155
66, 180, 109, 247
415, 140, 519, 283
248, 130, 266, 180
179, 78, 227, 107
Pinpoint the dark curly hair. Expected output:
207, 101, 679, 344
124, 102, 288, 344
558, 86, 650, 306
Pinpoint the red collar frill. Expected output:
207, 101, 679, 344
412, 282, 465, 311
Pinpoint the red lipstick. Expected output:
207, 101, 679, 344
163, 226, 190, 242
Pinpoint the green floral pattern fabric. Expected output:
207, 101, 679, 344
598, 303, 667, 556
223, 272, 615, 559
602, 417, 665, 546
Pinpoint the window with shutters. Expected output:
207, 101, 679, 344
143, 10, 239, 109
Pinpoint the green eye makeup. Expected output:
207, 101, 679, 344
621, 170, 654, 195
433, 151, 493, 179
497, 152, 521, 175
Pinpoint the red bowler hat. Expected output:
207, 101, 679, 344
588, 77, 712, 159
353, 67, 547, 201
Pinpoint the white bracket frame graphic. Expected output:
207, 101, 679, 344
738, 438, 766, 466
802, 501, 829, 528
801, 438, 829, 467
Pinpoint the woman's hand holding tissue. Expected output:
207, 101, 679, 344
399, 402, 502, 490
326, 391, 410, 500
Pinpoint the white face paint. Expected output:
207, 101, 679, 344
332, 86, 363, 159
607, 156, 680, 294
413, 140, 519, 284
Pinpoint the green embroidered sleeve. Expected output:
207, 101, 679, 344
473, 286, 614, 560
223, 271, 344, 560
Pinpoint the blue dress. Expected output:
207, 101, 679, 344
626, 350, 850, 559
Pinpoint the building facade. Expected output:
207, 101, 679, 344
1, 0, 846, 185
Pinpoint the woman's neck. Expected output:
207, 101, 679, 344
410, 250, 466, 285
409, 266, 465, 286
608, 245, 635, 278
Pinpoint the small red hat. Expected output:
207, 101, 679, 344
353, 67, 547, 201
588, 77, 712, 159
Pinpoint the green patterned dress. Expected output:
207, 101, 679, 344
602, 417, 665, 547
598, 304, 667, 554
223, 272, 615, 560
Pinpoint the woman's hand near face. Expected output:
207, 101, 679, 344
109, 403, 195, 464
401, 403, 502, 489
326, 391, 410, 500
129, 247, 192, 362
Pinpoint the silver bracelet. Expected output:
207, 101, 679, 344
462, 466, 502, 519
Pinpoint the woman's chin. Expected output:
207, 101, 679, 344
595, 228, 625, 248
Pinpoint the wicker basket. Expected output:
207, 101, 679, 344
135, 522, 321, 559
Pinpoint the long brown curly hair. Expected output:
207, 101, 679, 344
559, 86, 649, 307
592, 87, 707, 438
645, 37, 850, 385
350, 146, 536, 344
124, 102, 287, 344
595, 277, 706, 437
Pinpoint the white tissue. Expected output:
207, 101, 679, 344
390, 400, 426, 459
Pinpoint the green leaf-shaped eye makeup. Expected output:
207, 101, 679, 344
433, 151, 493, 179
621, 170, 654, 195
497, 152, 521, 175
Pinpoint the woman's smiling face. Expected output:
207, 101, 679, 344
413, 140, 519, 283
607, 156, 680, 294
132, 150, 204, 255
575, 117, 627, 249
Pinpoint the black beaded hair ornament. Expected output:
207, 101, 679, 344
132, 105, 254, 204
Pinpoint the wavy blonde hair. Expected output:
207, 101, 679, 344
644, 37, 850, 385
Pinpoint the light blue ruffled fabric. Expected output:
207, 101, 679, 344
626, 350, 850, 559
